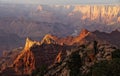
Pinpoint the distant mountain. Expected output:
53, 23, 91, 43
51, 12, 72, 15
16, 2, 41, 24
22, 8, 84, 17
0, 4, 120, 51
0, 29, 23, 55
93, 29, 120, 47
0, 18, 74, 39
0, 4, 120, 36
0, 18, 74, 51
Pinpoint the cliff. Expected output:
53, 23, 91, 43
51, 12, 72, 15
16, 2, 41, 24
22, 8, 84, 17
69, 5, 120, 24
13, 37, 69, 74
24, 37, 40, 50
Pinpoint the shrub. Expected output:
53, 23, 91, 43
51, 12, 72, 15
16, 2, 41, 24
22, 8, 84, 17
112, 49, 120, 58
67, 51, 82, 76
31, 65, 47, 76
90, 58, 120, 76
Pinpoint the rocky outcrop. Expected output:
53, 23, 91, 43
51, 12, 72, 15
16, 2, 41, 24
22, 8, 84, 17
40, 29, 90, 46
11, 29, 90, 75
41, 34, 58, 44
73, 29, 90, 43
69, 5, 120, 24
54, 51, 62, 63
45, 41, 116, 76
0, 47, 22, 73
13, 36, 70, 75
24, 37, 40, 50
12, 38, 41, 74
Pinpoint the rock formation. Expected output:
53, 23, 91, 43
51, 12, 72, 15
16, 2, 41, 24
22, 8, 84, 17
0, 29, 119, 76
24, 37, 40, 50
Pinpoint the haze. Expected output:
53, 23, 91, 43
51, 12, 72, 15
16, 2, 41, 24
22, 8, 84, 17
0, 0, 120, 4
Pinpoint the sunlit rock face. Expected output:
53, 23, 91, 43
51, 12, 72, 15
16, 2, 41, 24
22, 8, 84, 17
12, 29, 90, 74
40, 29, 90, 46
13, 44, 68, 74
13, 35, 69, 74
41, 34, 58, 44
54, 51, 64, 63
34, 5, 120, 27
68, 5, 120, 25
1, 28, 120, 75
54, 51, 61, 63
77, 29, 90, 39
37, 5, 43, 11
24, 37, 40, 50
13, 49, 35, 74
13, 38, 37, 74
118, 17, 120, 22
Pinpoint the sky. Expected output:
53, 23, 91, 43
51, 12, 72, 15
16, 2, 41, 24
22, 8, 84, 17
0, 0, 120, 4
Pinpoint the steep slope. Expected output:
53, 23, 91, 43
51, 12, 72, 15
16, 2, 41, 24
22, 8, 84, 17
13, 37, 70, 75
24, 37, 40, 50
0, 48, 22, 72
41, 34, 58, 44
10, 29, 91, 75
45, 41, 116, 76
12, 29, 120, 75
12, 38, 41, 74
41, 29, 90, 45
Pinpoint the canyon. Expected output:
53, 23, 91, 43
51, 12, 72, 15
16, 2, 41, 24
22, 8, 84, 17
0, 29, 119, 76
0, 4, 120, 52
0, 4, 120, 76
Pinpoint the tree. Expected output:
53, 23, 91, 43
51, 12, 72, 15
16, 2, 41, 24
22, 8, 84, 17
93, 41, 98, 55
112, 49, 120, 58
90, 58, 120, 76
31, 65, 47, 76
67, 51, 82, 76
91, 60, 109, 76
